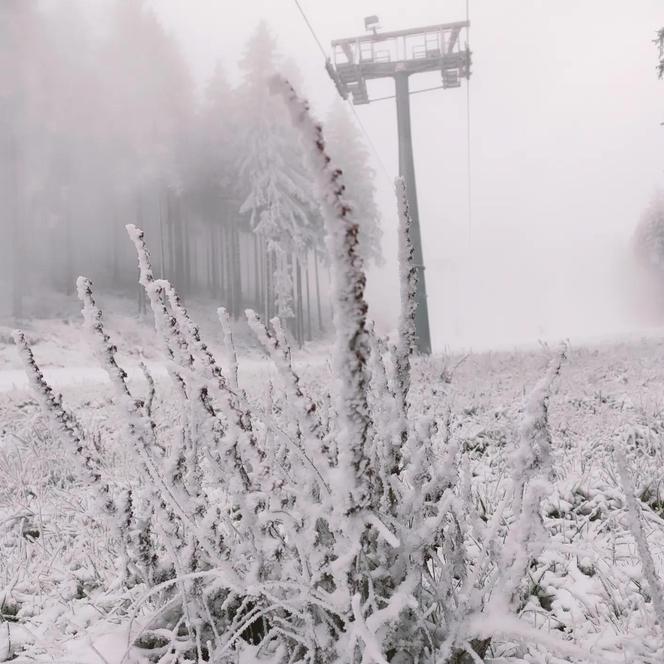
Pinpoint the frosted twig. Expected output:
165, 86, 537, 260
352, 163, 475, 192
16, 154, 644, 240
270, 74, 371, 514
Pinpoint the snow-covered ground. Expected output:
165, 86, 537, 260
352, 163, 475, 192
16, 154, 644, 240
2, 313, 664, 662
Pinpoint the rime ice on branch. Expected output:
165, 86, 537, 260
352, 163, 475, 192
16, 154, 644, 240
394, 176, 418, 414
513, 345, 566, 495
12, 328, 119, 526
12, 329, 96, 480
270, 75, 371, 513
77, 276, 137, 405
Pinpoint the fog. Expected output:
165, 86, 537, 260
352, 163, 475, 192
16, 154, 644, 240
2, 0, 663, 351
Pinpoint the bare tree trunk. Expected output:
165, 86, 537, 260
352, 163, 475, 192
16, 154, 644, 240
231, 222, 242, 318
261, 236, 268, 321
208, 224, 216, 295
63, 187, 74, 296
314, 250, 323, 334
159, 188, 166, 279
183, 210, 191, 296
267, 248, 274, 320
167, 191, 176, 287
284, 252, 294, 339
172, 195, 184, 294
7, 134, 23, 319
305, 253, 312, 341
218, 222, 225, 299
295, 256, 304, 347
223, 224, 231, 310
136, 190, 147, 315
253, 234, 260, 309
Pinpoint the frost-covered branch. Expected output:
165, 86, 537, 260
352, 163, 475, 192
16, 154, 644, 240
512, 345, 566, 498
126, 224, 190, 395
76, 275, 224, 572
127, 225, 259, 497
394, 176, 417, 414
494, 348, 566, 614
13, 329, 97, 482
270, 74, 371, 514
13, 327, 119, 536
77, 276, 138, 406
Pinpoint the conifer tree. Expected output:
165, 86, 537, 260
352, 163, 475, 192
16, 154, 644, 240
0, 0, 47, 318
189, 63, 240, 300
634, 192, 664, 272
236, 22, 322, 328
99, 0, 194, 293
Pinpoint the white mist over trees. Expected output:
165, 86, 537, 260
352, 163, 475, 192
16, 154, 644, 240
0, 1, 381, 346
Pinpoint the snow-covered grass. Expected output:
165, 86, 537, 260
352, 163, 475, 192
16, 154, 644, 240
3, 338, 664, 662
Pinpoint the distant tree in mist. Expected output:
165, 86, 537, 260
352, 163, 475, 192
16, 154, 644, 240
657, 27, 664, 78
634, 192, 664, 272
0, 2, 42, 318
325, 101, 383, 266
40, 2, 100, 295
237, 21, 322, 332
99, 0, 195, 295
0, 3, 378, 342
187, 63, 240, 304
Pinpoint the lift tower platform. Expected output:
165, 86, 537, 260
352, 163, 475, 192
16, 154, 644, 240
328, 19, 471, 354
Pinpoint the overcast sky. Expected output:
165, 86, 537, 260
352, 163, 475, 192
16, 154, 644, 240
148, 0, 664, 350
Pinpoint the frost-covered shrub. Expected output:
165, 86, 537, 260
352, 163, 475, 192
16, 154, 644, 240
12, 78, 594, 664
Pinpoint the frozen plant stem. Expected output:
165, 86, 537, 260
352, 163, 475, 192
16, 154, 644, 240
394, 176, 417, 415
270, 74, 372, 514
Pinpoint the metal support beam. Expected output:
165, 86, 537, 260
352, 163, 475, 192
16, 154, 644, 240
395, 72, 431, 354
329, 19, 471, 354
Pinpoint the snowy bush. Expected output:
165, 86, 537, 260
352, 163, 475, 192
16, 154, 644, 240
8, 78, 664, 664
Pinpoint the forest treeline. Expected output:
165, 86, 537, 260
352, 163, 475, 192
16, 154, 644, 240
0, 0, 382, 344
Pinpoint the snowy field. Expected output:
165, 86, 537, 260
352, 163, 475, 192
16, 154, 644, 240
2, 315, 664, 662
